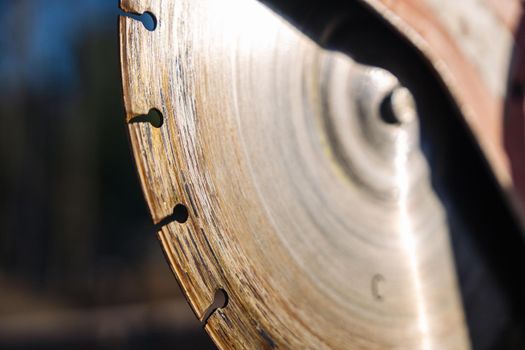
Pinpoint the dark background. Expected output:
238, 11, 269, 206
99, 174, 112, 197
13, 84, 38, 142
0, 0, 214, 348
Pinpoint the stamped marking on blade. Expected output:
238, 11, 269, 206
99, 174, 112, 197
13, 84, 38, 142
372, 274, 386, 301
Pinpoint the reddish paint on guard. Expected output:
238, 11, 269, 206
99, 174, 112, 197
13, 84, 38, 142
506, 13, 525, 213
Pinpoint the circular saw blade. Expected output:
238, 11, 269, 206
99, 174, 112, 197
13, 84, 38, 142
119, 0, 521, 348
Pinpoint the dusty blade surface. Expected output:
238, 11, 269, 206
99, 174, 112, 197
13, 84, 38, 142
119, 0, 521, 348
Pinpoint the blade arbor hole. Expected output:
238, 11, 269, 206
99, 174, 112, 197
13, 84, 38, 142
379, 93, 399, 125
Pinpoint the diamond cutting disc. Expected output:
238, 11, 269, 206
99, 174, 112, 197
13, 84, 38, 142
119, 0, 522, 348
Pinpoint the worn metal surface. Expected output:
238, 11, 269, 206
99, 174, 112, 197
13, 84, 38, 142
119, 0, 523, 348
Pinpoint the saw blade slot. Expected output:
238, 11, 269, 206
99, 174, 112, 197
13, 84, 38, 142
202, 289, 230, 324
129, 108, 164, 128
118, 9, 157, 32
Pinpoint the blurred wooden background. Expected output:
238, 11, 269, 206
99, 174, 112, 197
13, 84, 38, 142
0, 1, 213, 348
